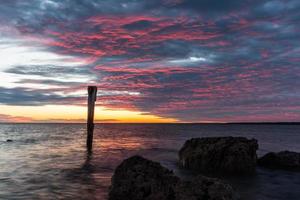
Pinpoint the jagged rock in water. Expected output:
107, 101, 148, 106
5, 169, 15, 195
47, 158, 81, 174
178, 137, 258, 174
258, 151, 300, 171
6, 139, 13, 142
109, 155, 239, 200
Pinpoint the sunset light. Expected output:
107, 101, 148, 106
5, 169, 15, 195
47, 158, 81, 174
0, 0, 299, 123
0, 105, 178, 123
1, 1, 300, 200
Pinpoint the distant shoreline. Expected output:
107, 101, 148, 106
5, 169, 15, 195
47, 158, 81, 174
1, 122, 300, 125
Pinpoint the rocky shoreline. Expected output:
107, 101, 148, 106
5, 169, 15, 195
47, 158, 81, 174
108, 136, 299, 200
109, 156, 239, 200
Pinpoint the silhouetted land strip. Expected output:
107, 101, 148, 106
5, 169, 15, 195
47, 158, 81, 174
1, 122, 300, 125
224, 122, 300, 125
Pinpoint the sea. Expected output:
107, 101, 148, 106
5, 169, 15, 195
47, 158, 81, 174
0, 123, 299, 200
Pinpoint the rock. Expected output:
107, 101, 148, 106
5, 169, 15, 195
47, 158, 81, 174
179, 137, 258, 174
258, 151, 300, 171
6, 139, 13, 142
175, 175, 239, 200
109, 155, 179, 200
109, 155, 239, 200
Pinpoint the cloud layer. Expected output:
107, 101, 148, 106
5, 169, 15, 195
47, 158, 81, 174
0, 0, 300, 122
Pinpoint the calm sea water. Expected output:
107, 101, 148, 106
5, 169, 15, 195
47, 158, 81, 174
0, 124, 299, 200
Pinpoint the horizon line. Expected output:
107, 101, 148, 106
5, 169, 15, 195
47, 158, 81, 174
1, 122, 300, 125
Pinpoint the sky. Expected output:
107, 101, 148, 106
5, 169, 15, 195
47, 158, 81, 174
0, 0, 300, 123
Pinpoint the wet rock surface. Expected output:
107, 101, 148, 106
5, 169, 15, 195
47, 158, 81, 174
258, 151, 300, 171
109, 155, 178, 200
174, 175, 239, 200
179, 137, 258, 174
109, 155, 239, 200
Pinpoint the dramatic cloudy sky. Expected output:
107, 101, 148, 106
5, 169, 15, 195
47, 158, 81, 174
0, 0, 300, 122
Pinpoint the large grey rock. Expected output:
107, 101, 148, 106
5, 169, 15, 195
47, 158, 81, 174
258, 151, 300, 171
179, 137, 258, 174
109, 155, 239, 200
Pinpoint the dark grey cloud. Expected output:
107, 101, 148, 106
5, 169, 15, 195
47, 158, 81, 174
122, 20, 154, 30
5, 65, 92, 77
175, 0, 252, 12
0, 87, 66, 105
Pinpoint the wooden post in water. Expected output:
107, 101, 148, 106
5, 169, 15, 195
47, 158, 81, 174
87, 86, 97, 153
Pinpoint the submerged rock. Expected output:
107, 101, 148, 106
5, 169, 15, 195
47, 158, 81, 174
109, 155, 238, 200
179, 137, 258, 174
258, 151, 300, 171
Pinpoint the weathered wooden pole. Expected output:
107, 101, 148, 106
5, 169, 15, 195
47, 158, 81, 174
87, 86, 97, 153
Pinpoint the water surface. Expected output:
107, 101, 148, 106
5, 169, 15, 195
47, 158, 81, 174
0, 124, 299, 199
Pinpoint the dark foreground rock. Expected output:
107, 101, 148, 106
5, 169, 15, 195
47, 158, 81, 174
174, 175, 238, 200
179, 137, 258, 174
258, 151, 300, 171
109, 155, 239, 200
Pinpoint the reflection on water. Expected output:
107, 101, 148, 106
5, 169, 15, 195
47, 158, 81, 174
0, 124, 300, 199
96, 137, 145, 150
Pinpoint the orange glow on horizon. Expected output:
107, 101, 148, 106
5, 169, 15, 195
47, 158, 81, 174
0, 105, 178, 123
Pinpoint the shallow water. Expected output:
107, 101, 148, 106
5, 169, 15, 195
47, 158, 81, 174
0, 124, 299, 200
